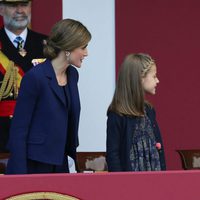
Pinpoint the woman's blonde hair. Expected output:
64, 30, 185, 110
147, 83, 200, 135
108, 53, 156, 116
43, 18, 91, 60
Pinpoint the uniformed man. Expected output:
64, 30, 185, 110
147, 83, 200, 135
0, 0, 47, 152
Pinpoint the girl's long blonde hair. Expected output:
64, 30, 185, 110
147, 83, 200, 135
108, 53, 155, 116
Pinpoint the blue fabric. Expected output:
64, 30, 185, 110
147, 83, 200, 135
14, 36, 24, 49
27, 157, 69, 174
106, 105, 166, 172
130, 113, 161, 171
6, 60, 80, 174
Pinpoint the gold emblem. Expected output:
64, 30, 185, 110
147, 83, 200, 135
19, 48, 27, 57
6, 192, 80, 200
32, 58, 46, 66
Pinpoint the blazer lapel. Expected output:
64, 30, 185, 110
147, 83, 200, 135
50, 77, 67, 107
44, 60, 66, 107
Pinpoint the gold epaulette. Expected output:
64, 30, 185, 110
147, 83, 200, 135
0, 52, 19, 101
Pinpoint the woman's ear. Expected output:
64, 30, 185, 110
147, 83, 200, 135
65, 51, 71, 62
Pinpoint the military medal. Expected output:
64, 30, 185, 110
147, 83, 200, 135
14, 36, 27, 57
18, 40, 27, 57
18, 48, 27, 57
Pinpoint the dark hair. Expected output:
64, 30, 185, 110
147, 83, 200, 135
43, 18, 91, 60
108, 53, 156, 116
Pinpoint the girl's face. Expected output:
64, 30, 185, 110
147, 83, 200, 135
69, 44, 88, 68
142, 64, 159, 95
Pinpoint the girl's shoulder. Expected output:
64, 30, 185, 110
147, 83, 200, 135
145, 103, 156, 119
107, 111, 122, 119
107, 111, 137, 121
145, 103, 155, 111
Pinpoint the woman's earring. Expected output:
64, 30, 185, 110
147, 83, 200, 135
66, 51, 71, 61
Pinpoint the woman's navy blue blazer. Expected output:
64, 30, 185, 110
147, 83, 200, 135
6, 60, 80, 174
106, 106, 166, 172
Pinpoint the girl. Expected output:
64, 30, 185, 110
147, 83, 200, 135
106, 53, 166, 172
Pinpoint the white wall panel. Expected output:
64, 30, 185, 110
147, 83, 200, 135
63, 0, 115, 151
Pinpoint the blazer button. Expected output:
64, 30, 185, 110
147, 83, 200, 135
9, 115, 13, 119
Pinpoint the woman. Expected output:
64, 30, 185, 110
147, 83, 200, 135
6, 19, 92, 174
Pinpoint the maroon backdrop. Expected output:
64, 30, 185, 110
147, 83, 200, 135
0, 16, 3, 28
1, 171, 200, 199
116, 0, 200, 169
2, 1, 200, 170
32, 0, 62, 35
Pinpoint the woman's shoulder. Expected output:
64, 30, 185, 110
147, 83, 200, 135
23, 61, 48, 82
67, 65, 79, 81
68, 65, 78, 74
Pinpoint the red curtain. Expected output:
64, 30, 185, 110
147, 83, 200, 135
0, 16, 3, 28
32, 0, 62, 35
116, 0, 200, 170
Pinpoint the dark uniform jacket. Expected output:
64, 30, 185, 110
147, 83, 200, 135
0, 28, 47, 152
